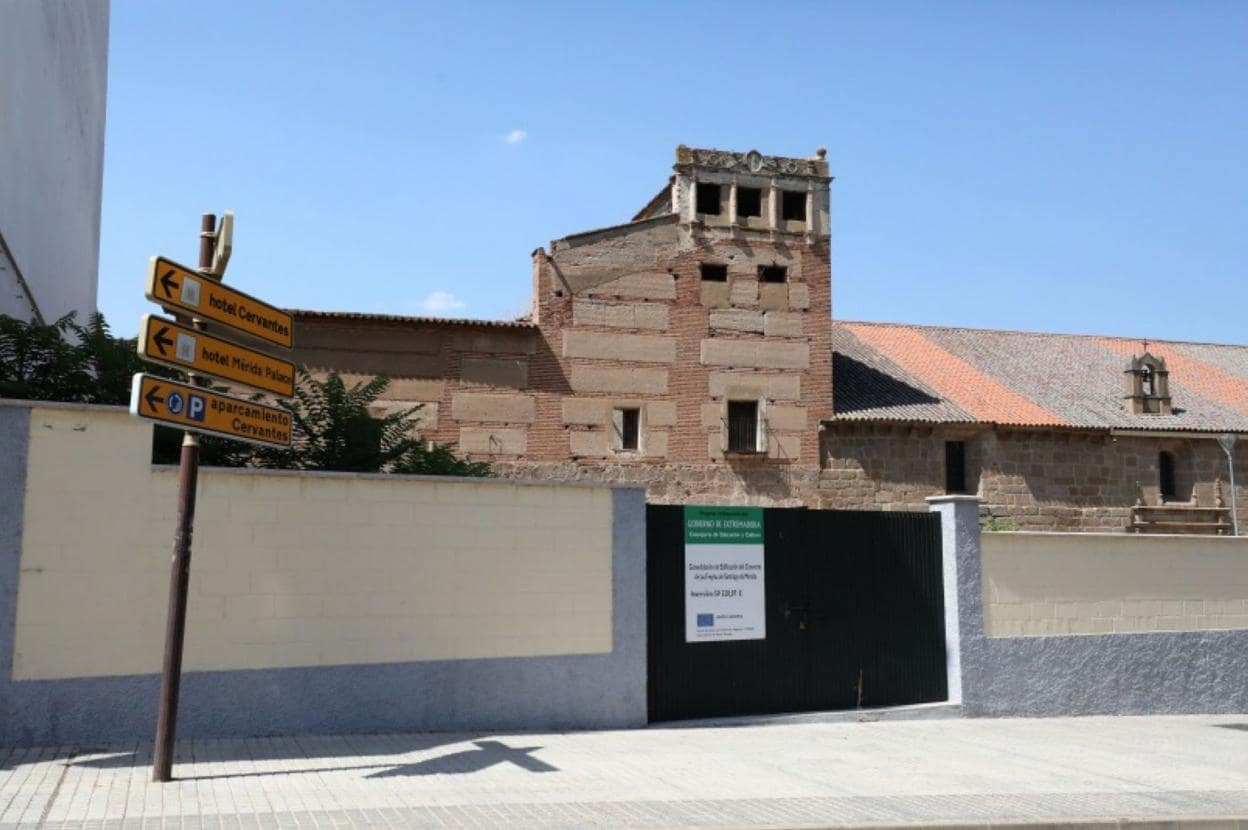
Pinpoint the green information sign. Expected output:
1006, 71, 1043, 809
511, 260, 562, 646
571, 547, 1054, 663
684, 506, 764, 545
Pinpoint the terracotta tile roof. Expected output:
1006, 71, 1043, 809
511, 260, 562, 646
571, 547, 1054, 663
833, 321, 1248, 433
1095, 337, 1248, 417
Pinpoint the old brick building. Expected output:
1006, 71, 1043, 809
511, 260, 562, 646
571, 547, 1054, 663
292, 145, 1247, 533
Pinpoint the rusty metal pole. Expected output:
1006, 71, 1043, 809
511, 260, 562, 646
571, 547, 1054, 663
152, 213, 216, 782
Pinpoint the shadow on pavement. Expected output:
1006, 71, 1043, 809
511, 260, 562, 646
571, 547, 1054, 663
366, 740, 558, 778
60, 733, 485, 780
1215, 723, 1248, 732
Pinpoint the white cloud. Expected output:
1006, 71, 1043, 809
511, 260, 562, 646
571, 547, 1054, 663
419, 290, 467, 316
504, 128, 527, 144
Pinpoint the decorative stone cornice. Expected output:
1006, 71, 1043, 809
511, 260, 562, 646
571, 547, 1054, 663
675, 145, 829, 178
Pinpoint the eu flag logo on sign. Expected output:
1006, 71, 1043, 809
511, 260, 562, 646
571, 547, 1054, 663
697, 613, 714, 627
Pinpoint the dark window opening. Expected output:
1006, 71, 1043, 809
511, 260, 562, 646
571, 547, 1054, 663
696, 183, 722, 216
945, 441, 967, 494
617, 408, 640, 452
700, 263, 728, 282
781, 190, 807, 222
1159, 451, 1176, 500
727, 401, 759, 453
759, 265, 788, 283
736, 187, 762, 218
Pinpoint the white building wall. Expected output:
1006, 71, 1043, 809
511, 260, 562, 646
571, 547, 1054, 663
0, 0, 109, 323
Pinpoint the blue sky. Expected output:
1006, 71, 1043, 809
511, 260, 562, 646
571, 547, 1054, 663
99, 1, 1247, 344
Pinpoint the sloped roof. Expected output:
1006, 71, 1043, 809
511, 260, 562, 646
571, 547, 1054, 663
289, 309, 537, 330
832, 321, 1248, 433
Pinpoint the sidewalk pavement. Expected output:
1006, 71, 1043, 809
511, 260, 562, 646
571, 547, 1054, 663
2, 713, 1247, 829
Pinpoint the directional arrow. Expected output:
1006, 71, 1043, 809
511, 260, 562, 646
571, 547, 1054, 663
144, 256, 292, 349
152, 326, 174, 357
159, 269, 179, 297
129, 373, 291, 448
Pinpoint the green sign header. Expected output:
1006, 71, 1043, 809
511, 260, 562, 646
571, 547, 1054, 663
684, 506, 764, 545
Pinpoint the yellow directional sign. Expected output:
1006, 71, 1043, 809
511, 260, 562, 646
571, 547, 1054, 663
129, 373, 293, 447
144, 256, 293, 348
138, 315, 295, 398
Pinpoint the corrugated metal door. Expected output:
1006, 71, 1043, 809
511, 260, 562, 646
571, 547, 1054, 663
647, 506, 947, 722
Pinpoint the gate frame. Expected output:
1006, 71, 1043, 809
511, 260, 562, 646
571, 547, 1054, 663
925, 494, 979, 706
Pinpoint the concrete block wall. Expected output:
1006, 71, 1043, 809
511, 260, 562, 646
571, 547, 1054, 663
0, 402, 647, 745
932, 496, 1248, 717
981, 532, 1248, 636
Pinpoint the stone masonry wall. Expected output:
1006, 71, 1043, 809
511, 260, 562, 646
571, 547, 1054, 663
820, 422, 1248, 532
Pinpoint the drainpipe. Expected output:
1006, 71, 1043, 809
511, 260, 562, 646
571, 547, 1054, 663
1218, 434, 1239, 536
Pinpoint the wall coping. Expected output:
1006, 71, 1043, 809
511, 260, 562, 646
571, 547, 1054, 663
0, 398, 127, 413
983, 530, 1247, 543
154, 463, 647, 491
926, 494, 983, 504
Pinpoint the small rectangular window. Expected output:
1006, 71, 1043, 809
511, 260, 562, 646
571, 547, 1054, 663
696, 183, 722, 216
945, 441, 967, 494
700, 263, 728, 282
736, 187, 762, 218
616, 408, 640, 451
727, 401, 759, 453
781, 190, 807, 222
759, 265, 787, 283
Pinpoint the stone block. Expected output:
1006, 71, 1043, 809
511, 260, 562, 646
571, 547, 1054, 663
707, 432, 725, 460
708, 371, 800, 401
701, 339, 810, 370
645, 430, 670, 458
367, 400, 438, 432
452, 329, 537, 355
763, 312, 803, 338
730, 278, 759, 306
759, 282, 788, 311
572, 300, 669, 330
459, 427, 527, 455
767, 433, 802, 461
460, 357, 528, 388
701, 402, 723, 429
646, 400, 678, 427
700, 282, 731, 307
571, 366, 668, 395
765, 405, 806, 432
584, 271, 676, 300
562, 330, 676, 363
569, 430, 611, 458
301, 350, 444, 378
789, 283, 810, 310
382, 378, 446, 401
562, 398, 609, 425
709, 309, 764, 333
451, 392, 536, 423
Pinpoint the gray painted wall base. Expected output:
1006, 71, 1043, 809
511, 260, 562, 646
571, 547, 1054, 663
0, 411, 647, 746
932, 495, 1248, 718
964, 629, 1248, 717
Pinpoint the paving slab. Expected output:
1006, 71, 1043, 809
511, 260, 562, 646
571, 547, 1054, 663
1, 714, 1247, 828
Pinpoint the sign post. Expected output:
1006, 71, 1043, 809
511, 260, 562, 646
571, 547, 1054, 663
150, 214, 217, 784
142, 214, 294, 783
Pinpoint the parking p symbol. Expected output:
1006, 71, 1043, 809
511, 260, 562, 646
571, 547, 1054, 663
188, 395, 206, 422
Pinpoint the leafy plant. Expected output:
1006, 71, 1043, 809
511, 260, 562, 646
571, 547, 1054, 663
982, 515, 1021, 532
0, 312, 175, 403
0, 312, 489, 477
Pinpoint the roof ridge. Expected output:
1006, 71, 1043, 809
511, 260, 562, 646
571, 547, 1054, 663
834, 318, 1247, 350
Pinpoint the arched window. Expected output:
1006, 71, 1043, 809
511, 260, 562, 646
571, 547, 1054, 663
1159, 451, 1177, 501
